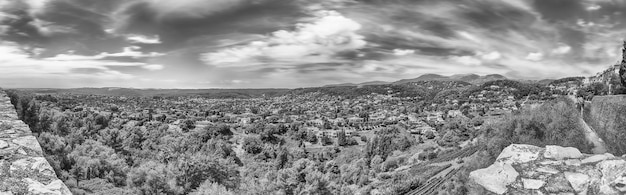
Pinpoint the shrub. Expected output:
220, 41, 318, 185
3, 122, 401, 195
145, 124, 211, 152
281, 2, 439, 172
481, 97, 593, 160
242, 137, 263, 154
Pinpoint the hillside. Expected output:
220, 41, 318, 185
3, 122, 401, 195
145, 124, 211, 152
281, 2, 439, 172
393, 74, 507, 85
584, 95, 626, 156
322, 73, 509, 87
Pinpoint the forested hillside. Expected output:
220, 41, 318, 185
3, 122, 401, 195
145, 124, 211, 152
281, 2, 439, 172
1, 80, 597, 194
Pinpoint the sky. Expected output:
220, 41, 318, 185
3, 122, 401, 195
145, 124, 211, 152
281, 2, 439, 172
0, 0, 625, 88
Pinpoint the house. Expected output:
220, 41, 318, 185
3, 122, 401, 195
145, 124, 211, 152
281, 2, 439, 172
348, 117, 365, 123
426, 112, 444, 123
240, 117, 251, 124
447, 110, 463, 118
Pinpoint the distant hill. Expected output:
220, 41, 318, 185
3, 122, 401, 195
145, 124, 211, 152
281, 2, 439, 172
323, 83, 357, 87
392, 73, 507, 85
359, 81, 390, 86
549, 76, 585, 85
18, 88, 291, 98
450, 74, 480, 81
393, 74, 450, 84
323, 81, 390, 87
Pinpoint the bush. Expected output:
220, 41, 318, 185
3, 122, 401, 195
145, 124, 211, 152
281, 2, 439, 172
481, 97, 593, 160
345, 137, 358, 146
381, 158, 399, 172
242, 137, 263, 154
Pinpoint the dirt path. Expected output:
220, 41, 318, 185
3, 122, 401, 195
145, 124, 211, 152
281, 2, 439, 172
579, 116, 607, 154
568, 96, 607, 154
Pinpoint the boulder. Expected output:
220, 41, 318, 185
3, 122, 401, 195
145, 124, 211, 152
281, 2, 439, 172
597, 160, 626, 194
564, 159, 581, 166
469, 144, 626, 194
469, 163, 519, 194
522, 178, 545, 189
544, 145, 583, 160
612, 176, 626, 192
496, 144, 542, 165
582, 153, 614, 164
564, 172, 590, 192
544, 173, 575, 193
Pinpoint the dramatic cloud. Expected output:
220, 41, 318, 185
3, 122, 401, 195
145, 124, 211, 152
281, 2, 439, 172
202, 10, 366, 67
114, 0, 306, 45
0, 0, 624, 88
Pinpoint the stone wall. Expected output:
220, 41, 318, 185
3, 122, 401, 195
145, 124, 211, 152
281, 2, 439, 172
469, 144, 626, 195
0, 91, 71, 194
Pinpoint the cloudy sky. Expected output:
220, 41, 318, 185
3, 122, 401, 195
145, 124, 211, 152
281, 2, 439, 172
0, 0, 625, 88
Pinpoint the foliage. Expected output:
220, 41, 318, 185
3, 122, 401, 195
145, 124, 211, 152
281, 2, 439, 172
242, 136, 263, 154
481, 97, 593, 161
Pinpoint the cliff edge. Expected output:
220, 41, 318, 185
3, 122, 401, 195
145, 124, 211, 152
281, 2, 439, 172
469, 144, 626, 195
0, 90, 71, 194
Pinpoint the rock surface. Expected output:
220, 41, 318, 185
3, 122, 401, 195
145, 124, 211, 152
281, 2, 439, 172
0, 90, 71, 194
469, 144, 626, 195
469, 163, 519, 194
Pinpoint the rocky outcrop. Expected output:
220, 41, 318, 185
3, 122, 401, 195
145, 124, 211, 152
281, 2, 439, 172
469, 144, 626, 195
0, 91, 71, 194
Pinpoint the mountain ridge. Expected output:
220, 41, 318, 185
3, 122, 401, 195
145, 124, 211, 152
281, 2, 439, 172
323, 73, 508, 87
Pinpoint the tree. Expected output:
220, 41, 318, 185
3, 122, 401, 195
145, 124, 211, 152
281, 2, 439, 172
242, 137, 263, 154
122, 127, 145, 151
69, 140, 128, 186
127, 161, 176, 195
369, 155, 383, 173
179, 119, 196, 132
306, 131, 318, 144
190, 181, 235, 195
169, 153, 240, 193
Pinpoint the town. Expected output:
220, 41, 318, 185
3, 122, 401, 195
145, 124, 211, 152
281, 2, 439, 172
3, 68, 617, 194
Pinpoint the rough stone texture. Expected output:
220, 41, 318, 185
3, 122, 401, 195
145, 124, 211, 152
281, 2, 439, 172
469, 144, 626, 195
496, 144, 542, 165
469, 163, 519, 194
564, 172, 589, 193
544, 145, 583, 160
522, 178, 544, 189
582, 153, 614, 164
0, 90, 71, 194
